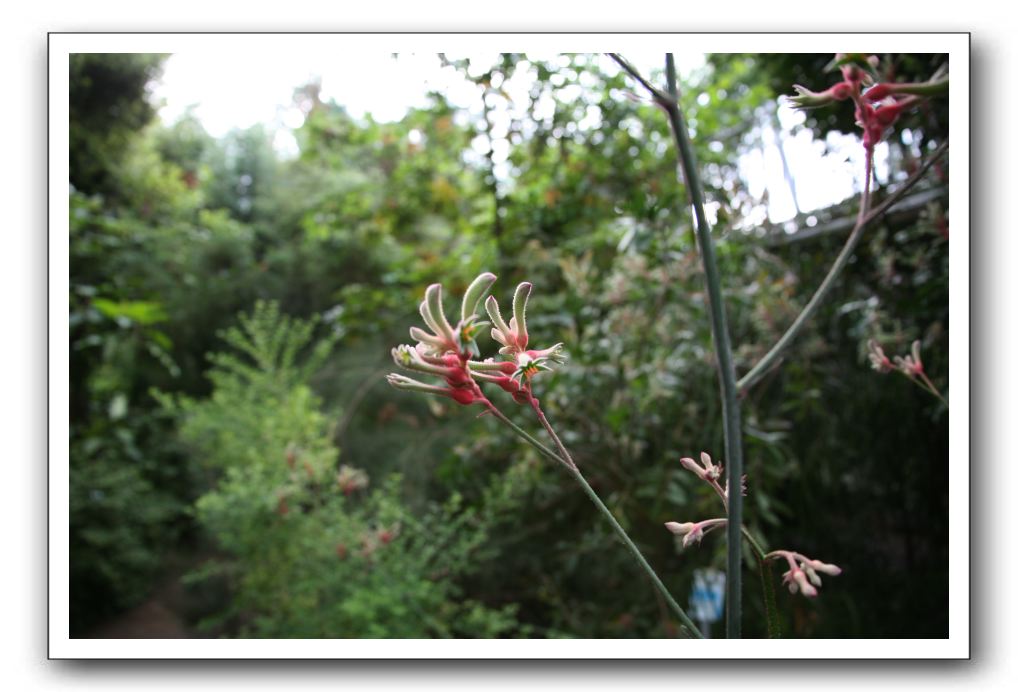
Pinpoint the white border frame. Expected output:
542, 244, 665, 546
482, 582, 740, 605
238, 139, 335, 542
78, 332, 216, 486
49, 32, 970, 659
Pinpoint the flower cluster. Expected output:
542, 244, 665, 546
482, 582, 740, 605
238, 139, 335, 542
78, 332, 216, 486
665, 450, 840, 598
335, 464, 369, 496
664, 451, 737, 548
387, 273, 566, 407
767, 550, 843, 599
868, 338, 946, 405
869, 338, 928, 377
788, 53, 947, 152
482, 282, 566, 393
665, 518, 727, 549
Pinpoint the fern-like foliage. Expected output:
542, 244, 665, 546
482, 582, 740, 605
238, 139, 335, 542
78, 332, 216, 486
161, 301, 527, 638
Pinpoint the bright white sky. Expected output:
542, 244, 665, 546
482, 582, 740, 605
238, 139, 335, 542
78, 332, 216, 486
152, 52, 883, 225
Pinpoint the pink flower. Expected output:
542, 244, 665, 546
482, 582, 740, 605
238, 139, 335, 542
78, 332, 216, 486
680, 451, 723, 482
410, 273, 497, 360
486, 282, 532, 356
769, 549, 841, 598
893, 339, 925, 377
783, 566, 818, 598
867, 339, 894, 373
485, 282, 567, 385
665, 518, 727, 549
385, 373, 481, 406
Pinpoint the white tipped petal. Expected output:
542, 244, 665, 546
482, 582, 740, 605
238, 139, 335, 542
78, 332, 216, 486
410, 326, 444, 347
425, 284, 456, 343
485, 295, 512, 338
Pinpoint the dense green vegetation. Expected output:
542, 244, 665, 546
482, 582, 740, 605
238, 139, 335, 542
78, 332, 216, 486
68, 52, 949, 638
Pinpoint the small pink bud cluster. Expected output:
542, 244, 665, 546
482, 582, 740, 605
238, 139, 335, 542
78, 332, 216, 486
768, 550, 843, 599
676, 451, 740, 512
665, 518, 727, 549
868, 338, 947, 405
664, 451, 737, 550
788, 53, 947, 152
892, 339, 925, 378
868, 338, 925, 377
666, 452, 842, 599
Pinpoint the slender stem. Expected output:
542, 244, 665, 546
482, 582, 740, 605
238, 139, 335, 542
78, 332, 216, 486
661, 53, 746, 639
485, 392, 703, 638
480, 400, 566, 468
738, 140, 950, 392
565, 460, 704, 638
742, 526, 780, 638
739, 151, 873, 391
740, 526, 768, 561
607, 53, 674, 106
918, 372, 949, 406
525, 389, 578, 470
860, 141, 948, 227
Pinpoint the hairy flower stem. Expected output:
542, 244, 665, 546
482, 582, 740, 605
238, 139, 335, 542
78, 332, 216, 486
662, 53, 746, 639
738, 140, 950, 392
483, 395, 704, 638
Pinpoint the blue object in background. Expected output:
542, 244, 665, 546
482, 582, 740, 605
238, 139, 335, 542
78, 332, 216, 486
690, 568, 726, 637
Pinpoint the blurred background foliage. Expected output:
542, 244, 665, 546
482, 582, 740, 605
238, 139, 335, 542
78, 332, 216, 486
68, 52, 949, 638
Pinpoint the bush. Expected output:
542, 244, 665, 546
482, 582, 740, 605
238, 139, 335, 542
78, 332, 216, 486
163, 302, 528, 637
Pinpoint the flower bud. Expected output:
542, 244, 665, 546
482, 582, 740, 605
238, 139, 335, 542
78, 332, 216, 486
868, 339, 894, 373
787, 83, 850, 109
805, 559, 842, 576
665, 521, 695, 536
679, 457, 708, 481
793, 569, 818, 597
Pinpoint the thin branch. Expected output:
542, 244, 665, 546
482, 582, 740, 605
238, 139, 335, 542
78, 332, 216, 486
606, 53, 675, 107
737, 140, 949, 392
861, 142, 949, 226
336, 366, 389, 441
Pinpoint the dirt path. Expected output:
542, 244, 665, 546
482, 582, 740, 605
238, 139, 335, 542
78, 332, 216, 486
85, 557, 198, 639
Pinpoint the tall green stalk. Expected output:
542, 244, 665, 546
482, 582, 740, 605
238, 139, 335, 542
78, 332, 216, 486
662, 53, 746, 638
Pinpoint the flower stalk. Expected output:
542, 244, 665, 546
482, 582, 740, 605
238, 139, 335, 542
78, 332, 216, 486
388, 276, 704, 638
659, 52, 747, 639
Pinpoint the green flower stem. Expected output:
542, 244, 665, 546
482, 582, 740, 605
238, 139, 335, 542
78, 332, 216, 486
482, 399, 704, 639
661, 53, 746, 639
909, 370, 949, 407
740, 526, 768, 561
737, 140, 949, 392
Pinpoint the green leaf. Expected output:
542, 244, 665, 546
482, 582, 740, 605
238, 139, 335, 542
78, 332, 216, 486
92, 298, 168, 326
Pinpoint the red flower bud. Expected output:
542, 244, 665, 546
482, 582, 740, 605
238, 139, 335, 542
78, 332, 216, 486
448, 387, 479, 406
830, 81, 853, 100
863, 82, 892, 102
